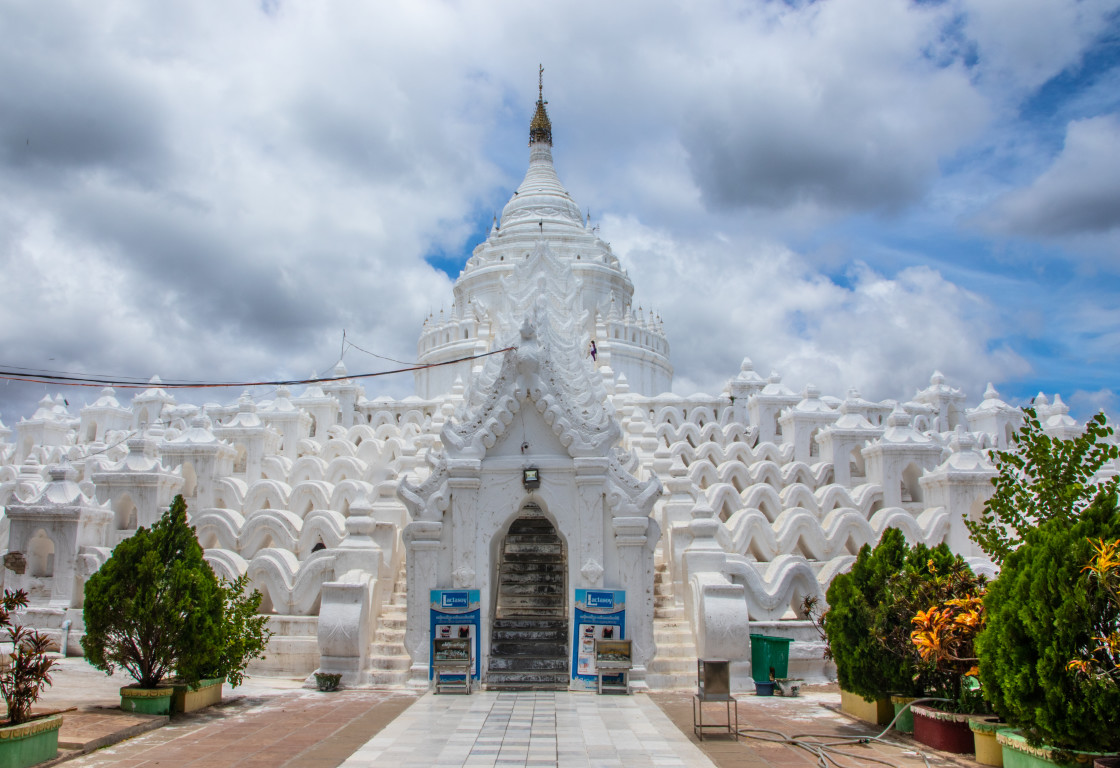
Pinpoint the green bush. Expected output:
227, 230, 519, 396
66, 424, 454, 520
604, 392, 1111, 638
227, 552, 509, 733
824, 528, 963, 698
976, 493, 1120, 752
966, 407, 1117, 565
203, 574, 272, 688
82, 495, 223, 689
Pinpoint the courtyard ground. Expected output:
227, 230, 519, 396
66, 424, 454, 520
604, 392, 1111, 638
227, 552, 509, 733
22, 660, 981, 767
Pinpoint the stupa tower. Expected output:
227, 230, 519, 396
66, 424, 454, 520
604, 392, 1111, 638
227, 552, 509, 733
415, 69, 673, 398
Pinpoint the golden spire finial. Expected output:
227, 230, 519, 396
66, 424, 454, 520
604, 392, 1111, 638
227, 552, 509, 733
529, 64, 552, 146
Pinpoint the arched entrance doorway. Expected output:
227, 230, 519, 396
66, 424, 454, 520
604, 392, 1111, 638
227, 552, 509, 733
487, 511, 569, 689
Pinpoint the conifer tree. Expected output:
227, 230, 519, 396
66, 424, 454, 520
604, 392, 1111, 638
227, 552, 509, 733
82, 495, 222, 688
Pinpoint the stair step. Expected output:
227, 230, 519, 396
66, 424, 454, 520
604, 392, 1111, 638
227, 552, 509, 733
369, 669, 411, 686
368, 556, 411, 683
498, 561, 565, 573
501, 552, 564, 564
498, 611, 566, 620
490, 642, 567, 657
647, 657, 696, 674
486, 681, 569, 691
488, 515, 570, 690
493, 618, 567, 630
499, 572, 565, 585
499, 584, 564, 597
491, 628, 567, 642
366, 654, 411, 671
504, 533, 564, 545
499, 596, 564, 608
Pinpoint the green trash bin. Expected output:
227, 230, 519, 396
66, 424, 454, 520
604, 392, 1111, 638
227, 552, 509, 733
749, 634, 793, 682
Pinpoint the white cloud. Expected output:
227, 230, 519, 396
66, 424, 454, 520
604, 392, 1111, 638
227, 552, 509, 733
673, 0, 990, 215
607, 215, 1031, 403
982, 115, 1120, 239
0, 0, 1114, 423
1068, 388, 1118, 422
959, 0, 1120, 97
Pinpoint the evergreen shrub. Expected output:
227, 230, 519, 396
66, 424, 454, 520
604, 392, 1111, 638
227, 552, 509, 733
976, 493, 1120, 752
81, 495, 223, 689
824, 527, 968, 699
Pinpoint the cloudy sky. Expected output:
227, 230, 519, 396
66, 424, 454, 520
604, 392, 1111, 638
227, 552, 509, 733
1, 0, 1118, 426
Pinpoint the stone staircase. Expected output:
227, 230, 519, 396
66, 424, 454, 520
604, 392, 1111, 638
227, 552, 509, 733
486, 516, 569, 690
647, 557, 698, 689
366, 558, 411, 686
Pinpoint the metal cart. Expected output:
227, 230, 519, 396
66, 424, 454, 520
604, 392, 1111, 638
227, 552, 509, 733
693, 659, 738, 740
432, 638, 472, 694
594, 639, 632, 694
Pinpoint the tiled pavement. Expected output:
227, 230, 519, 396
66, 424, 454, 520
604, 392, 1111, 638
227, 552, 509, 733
29, 661, 982, 768
339, 691, 715, 768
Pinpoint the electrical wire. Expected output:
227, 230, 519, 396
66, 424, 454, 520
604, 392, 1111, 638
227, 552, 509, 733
0, 347, 516, 391
343, 337, 416, 367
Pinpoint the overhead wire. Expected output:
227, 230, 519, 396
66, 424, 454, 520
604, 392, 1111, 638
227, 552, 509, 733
0, 346, 516, 391
342, 335, 417, 368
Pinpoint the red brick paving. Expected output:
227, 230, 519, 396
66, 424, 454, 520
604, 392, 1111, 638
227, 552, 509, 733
60, 690, 417, 768
650, 687, 980, 768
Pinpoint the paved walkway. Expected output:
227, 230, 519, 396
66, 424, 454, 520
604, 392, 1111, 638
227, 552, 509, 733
25, 661, 981, 768
340, 691, 714, 768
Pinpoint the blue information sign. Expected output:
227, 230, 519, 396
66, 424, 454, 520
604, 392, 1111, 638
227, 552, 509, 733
571, 589, 626, 691
429, 589, 481, 680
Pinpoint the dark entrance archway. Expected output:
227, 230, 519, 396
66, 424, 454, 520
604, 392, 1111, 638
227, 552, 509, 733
486, 513, 569, 689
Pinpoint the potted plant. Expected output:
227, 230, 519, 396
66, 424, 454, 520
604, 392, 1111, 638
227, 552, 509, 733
821, 526, 969, 728
1068, 536, 1120, 768
315, 673, 342, 692
909, 583, 988, 754
174, 574, 272, 714
0, 589, 62, 768
822, 529, 905, 724
874, 544, 980, 735
823, 528, 944, 725
967, 409, 1120, 767
979, 496, 1120, 766
82, 495, 224, 715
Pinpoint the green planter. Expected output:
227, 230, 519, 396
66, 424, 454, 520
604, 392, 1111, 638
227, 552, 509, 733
749, 634, 793, 682
997, 730, 1119, 768
0, 714, 62, 768
120, 685, 174, 715
890, 695, 916, 733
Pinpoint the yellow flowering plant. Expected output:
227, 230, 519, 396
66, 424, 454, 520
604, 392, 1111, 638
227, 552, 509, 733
1065, 537, 1120, 685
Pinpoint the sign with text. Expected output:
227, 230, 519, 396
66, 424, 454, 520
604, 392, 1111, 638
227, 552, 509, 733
571, 589, 626, 691
429, 589, 480, 680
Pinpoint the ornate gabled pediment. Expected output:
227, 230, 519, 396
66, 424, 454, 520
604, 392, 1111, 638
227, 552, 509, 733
441, 316, 618, 460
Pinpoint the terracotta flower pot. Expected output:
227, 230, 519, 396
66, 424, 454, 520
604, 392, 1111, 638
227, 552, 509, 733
911, 703, 974, 754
